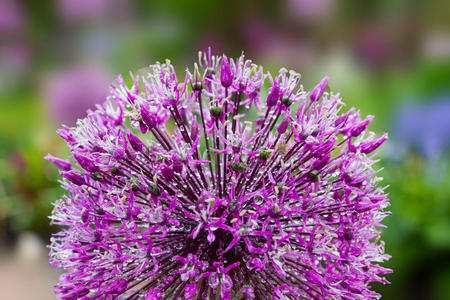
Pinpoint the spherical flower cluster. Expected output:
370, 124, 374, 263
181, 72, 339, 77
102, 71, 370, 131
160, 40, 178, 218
47, 49, 391, 299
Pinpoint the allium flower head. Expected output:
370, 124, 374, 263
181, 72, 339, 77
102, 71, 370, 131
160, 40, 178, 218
48, 49, 391, 299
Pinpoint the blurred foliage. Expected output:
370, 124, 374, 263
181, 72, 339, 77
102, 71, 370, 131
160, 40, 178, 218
0, 0, 449, 299
375, 154, 450, 299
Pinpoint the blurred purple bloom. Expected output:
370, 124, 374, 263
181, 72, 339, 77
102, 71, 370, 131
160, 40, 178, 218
392, 96, 450, 159
0, 1, 28, 86
285, 0, 334, 21
0, 0, 23, 36
49, 50, 391, 299
0, 42, 31, 87
354, 26, 390, 68
44, 66, 110, 126
58, 0, 129, 22
243, 19, 316, 71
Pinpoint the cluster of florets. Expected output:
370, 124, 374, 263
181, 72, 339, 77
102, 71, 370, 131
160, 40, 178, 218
47, 49, 391, 299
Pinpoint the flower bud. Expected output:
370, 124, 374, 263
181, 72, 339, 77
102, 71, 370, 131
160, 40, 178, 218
247, 258, 264, 271
172, 156, 183, 174
190, 120, 199, 141
267, 82, 279, 107
361, 133, 388, 154
220, 55, 233, 88
258, 147, 272, 160
45, 154, 72, 171
334, 108, 354, 127
310, 76, 328, 102
210, 105, 223, 117
61, 171, 85, 186
277, 117, 290, 134
161, 165, 175, 181
351, 115, 374, 137
126, 129, 144, 152
140, 105, 156, 129
282, 96, 293, 107
191, 81, 202, 91
312, 155, 330, 170
73, 153, 98, 172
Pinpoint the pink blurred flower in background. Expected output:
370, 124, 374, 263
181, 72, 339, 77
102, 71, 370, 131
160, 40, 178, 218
285, 0, 334, 21
58, 0, 130, 23
1, 42, 30, 68
0, 0, 24, 36
44, 66, 111, 126
353, 25, 391, 68
0, 0, 29, 89
0, 42, 31, 89
243, 19, 315, 71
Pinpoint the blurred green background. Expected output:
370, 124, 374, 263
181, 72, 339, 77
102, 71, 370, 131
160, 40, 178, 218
0, 0, 449, 299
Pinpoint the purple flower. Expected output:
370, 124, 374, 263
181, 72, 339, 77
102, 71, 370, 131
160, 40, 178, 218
0, 0, 23, 36
58, 0, 129, 23
45, 154, 72, 171
309, 76, 328, 102
49, 50, 391, 299
44, 65, 111, 126
285, 0, 334, 21
220, 54, 233, 89
392, 96, 450, 159
266, 75, 280, 107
